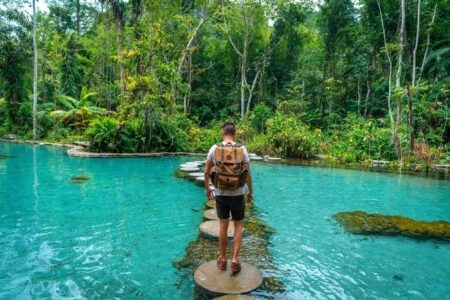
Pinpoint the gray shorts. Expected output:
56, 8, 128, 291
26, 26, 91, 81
215, 195, 245, 221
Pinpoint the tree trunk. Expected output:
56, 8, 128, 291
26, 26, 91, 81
396, 0, 406, 88
175, 13, 208, 108
357, 79, 361, 115
32, 0, 38, 141
418, 4, 437, 84
408, 0, 421, 154
246, 68, 262, 113
377, 0, 399, 157
115, 18, 124, 104
364, 79, 371, 117
76, 0, 81, 36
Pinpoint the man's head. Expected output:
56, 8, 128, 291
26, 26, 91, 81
221, 122, 236, 137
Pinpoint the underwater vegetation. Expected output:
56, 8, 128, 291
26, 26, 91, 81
334, 211, 450, 242
69, 176, 90, 184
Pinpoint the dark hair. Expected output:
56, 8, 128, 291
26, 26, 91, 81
222, 122, 236, 136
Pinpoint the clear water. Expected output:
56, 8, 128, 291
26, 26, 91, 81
253, 163, 450, 299
1, 143, 449, 299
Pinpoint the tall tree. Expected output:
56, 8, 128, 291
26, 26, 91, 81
33, 0, 38, 140
221, 0, 268, 117
100, 0, 126, 102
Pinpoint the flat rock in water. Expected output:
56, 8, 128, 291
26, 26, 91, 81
214, 295, 259, 300
188, 172, 204, 177
206, 200, 216, 208
199, 220, 240, 238
203, 209, 219, 220
180, 163, 200, 168
250, 156, 263, 161
194, 260, 263, 295
180, 167, 200, 172
195, 176, 205, 183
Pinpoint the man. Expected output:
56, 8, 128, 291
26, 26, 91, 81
204, 122, 254, 272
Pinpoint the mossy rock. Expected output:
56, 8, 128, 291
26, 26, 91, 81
334, 211, 450, 242
69, 176, 90, 184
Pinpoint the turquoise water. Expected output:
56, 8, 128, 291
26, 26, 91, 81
253, 164, 450, 299
0, 143, 202, 299
1, 143, 449, 299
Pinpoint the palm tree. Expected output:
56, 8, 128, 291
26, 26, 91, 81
50, 88, 106, 135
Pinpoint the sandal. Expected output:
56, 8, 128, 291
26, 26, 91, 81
230, 260, 241, 273
217, 257, 227, 270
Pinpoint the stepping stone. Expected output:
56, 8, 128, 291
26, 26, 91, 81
203, 208, 219, 220
194, 160, 206, 165
250, 156, 263, 161
206, 200, 216, 208
180, 163, 200, 168
199, 220, 241, 238
180, 167, 200, 172
194, 260, 263, 296
195, 176, 205, 183
188, 172, 204, 177
214, 295, 259, 300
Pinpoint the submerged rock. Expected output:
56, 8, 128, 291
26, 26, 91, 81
69, 176, 90, 184
334, 211, 450, 242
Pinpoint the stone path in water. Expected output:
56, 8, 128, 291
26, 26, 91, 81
173, 161, 283, 299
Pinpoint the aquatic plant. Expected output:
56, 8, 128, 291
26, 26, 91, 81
69, 176, 90, 184
334, 211, 450, 242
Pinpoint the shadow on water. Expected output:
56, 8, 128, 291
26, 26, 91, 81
0, 154, 15, 159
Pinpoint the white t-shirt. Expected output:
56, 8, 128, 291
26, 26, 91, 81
207, 142, 250, 196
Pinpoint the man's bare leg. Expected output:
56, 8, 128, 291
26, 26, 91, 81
232, 219, 243, 263
219, 218, 229, 260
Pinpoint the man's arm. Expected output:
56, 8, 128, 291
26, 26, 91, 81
246, 166, 254, 203
204, 159, 214, 199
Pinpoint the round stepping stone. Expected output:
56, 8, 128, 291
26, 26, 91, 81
206, 200, 216, 208
188, 172, 204, 177
214, 295, 258, 300
180, 163, 200, 168
203, 208, 219, 220
194, 160, 206, 165
180, 167, 200, 172
250, 156, 263, 161
195, 176, 205, 183
194, 260, 263, 296
199, 220, 241, 238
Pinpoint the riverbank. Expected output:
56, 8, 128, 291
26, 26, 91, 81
1, 138, 448, 179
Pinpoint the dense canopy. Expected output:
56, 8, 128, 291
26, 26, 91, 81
0, 0, 448, 165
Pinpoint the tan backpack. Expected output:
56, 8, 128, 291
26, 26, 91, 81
210, 142, 249, 190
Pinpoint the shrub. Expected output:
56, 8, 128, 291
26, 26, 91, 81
86, 117, 133, 153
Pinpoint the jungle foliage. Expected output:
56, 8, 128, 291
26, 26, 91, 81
0, 0, 448, 165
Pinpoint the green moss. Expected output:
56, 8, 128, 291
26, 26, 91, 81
69, 176, 90, 184
334, 211, 450, 242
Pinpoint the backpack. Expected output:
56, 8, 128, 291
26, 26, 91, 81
209, 142, 249, 191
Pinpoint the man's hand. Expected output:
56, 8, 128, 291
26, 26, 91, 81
206, 188, 214, 200
246, 192, 254, 203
